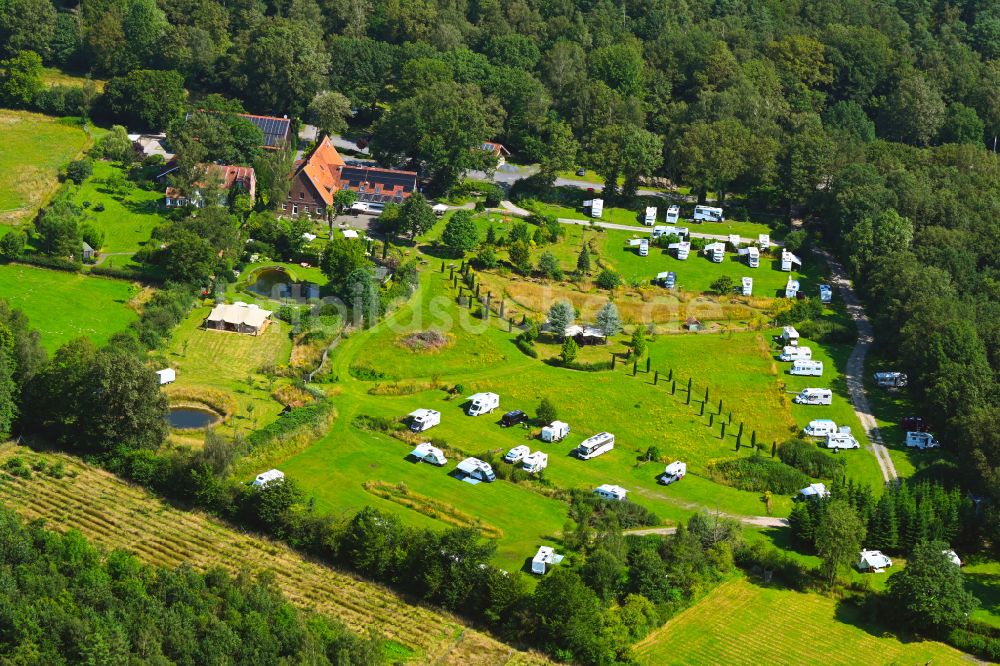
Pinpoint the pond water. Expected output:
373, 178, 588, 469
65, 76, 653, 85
167, 406, 221, 429
248, 268, 294, 299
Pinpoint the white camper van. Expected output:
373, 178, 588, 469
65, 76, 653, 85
819, 284, 833, 303
594, 484, 628, 501
639, 239, 649, 256
252, 469, 285, 488
781, 249, 802, 272
906, 431, 940, 449
521, 451, 549, 474
666, 205, 680, 223
693, 205, 724, 222
455, 457, 496, 482
804, 419, 838, 437
651, 225, 669, 239
586, 198, 603, 218
826, 432, 860, 450
531, 546, 563, 574
660, 461, 687, 485
739, 246, 760, 267
704, 242, 725, 263
541, 421, 570, 442
758, 233, 771, 249
644, 207, 657, 225
575, 432, 615, 459
728, 234, 741, 249
779, 345, 812, 362
741, 277, 753, 296
410, 442, 447, 466
408, 408, 441, 432
781, 326, 800, 346
790, 360, 824, 376
794, 388, 833, 405
466, 392, 500, 416
669, 241, 690, 260
785, 277, 800, 299
504, 445, 531, 464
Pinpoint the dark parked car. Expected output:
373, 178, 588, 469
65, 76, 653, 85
501, 410, 527, 427
901, 416, 927, 432
576, 168, 586, 176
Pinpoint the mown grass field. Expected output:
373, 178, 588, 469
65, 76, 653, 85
41, 67, 106, 91
0, 264, 138, 350
0, 110, 92, 225
633, 577, 969, 665
69, 161, 163, 256
0, 446, 552, 666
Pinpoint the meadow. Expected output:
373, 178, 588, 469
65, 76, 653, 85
69, 161, 163, 257
0, 264, 138, 350
0, 110, 92, 225
0, 446, 552, 666
633, 576, 969, 665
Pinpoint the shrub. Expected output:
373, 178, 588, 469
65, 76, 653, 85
596, 268, 622, 290
778, 438, 846, 478
3, 457, 32, 479
65, 159, 93, 184
477, 245, 499, 269
707, 455, 810, 493
349, 363, 388, 380
797, 318, 854, 344
537, 397, 557, 424
774, 298, 824, 325
483, 183, 504, 207
710, 275, 735, 294
0, 230, 26, 259
515, 335, 539, 358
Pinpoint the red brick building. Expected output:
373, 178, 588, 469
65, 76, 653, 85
284, 135, 418, 219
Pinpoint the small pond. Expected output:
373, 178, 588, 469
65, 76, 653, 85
248, 268, 295, 299
167, 405, 221, 429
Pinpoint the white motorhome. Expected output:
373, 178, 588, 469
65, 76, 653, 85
693, 205, 724, 222
639, 239, 649, 256
585, 198, 603, 218
466, 392, 500, 416
409, 442, 447, 466
594, 484, 628, 501
728, 234, 741, 249
758, 233, 771, 249
521, 451, 549, 474
874, 372, 908, 388
504, 445, 531, 464
252, 469, 285, 488
703, 242, 725, 263
785, 277, 800, 299
575, 432, 615, 459
656, 271, 677, 288
531, 546, 564, 575
455, 457, 496, 482
660, 461, 687, 485
541, 421, 570, 442
644, 206, 657, 225
651, 225, 669, 239
790, 360, 824, 376
826, 432, 860, 449
819, 283, 833, 303
668, 241, 690, 260
781, 325, 800, 346
781, 249, 802, 272
408, 408, 441, 432
652, 225, 689, 240
906, 431, 940, 449
804, 419, 838, 437
779, 345, 812, 362
739, 246, 760, 268
741, 277, 753, 296
858, 549, 893, 572
793, 388, 833, 405
666, 205, 680, 223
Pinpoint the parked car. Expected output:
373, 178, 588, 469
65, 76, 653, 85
576, 168, 586, 176
501, 409, 527, 427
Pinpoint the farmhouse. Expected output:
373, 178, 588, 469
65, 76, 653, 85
285, 135, 417, 219
531, 546, 564, 575
857, 549, 893, 572
204, 302, 272, 335
164, 164, 256, 208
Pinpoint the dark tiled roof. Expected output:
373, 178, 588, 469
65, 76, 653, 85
339, 165, 417, 192
238, 113, 291, 148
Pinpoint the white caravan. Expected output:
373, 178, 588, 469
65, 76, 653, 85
541, 421, 570, 442
785, 277, 800, 298
826, 432, 860, 450
693, 205, 724, 222
531, 546, 564, 574
781, 249, 802, 271
585, 198, 603, 218
644, 206, 657, 225
804, 419, 838, 437
594, 484, 628, 501
703, 242, 725, 263
521, 451, 549, 474
660, 461, 687, 485
739, 246, 760, 267
651, 225, 669, 239
639, 239, 649, 256
790, 360, 824, 376
652, 225, 689, 240
466, 392, 500, 416
455, 457, 496, 482
728, 234, 741, 249
794, 388, 833, 405
779, 345, 812, 362
666, 205, 680, 223
575, 432, 615, 459
758, 233, 771, 249
410, 442, 447, 466
656, 271, 677, 289
252, 469, 285, 488
906, 432, 941, 449
668, 241, 690, 260
408, 408, 441, 432
741, 277, 753, 296
504, 445, 531, 464
819, 283, 833, 303
781, 326, 800, 346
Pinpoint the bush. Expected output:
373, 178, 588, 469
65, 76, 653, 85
349, 363, 388, 380
483, 183, 504, 207
774, 298, 824, 325
15, 255, 81, 272
778, 438, 846, 478
707, 455, 810, 493
0, 230, 26, 259
515, 335, 538, 358
65, 159, 93, 184
710, 275, 735, 294
596, 268, 622, 290
477, 245, 499, 269
797, 318, 854, 344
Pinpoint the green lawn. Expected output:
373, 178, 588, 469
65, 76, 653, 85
41, 67, 106, 91
964, 560, 1000, 628
0, 110, 92, 225
68, 161, 164, 256
0, 263, 138, 350
634, 576, 969, 665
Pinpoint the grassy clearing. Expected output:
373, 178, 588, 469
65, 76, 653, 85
68, 161, 163, 256
962, 560, 1000, 628
41, 67, 106, 91
0, 446, 552, 666
634, 576, 968, 665
0, 263, 138, 350
0, 110, 92, 225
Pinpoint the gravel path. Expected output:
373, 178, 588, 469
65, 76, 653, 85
624, 514, 788, 537
816, 249, 898, 484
